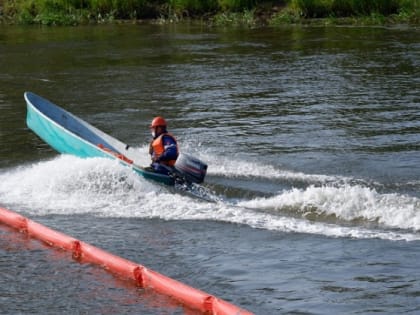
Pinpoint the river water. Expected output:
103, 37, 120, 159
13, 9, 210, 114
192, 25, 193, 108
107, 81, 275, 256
0, 24, 419, 314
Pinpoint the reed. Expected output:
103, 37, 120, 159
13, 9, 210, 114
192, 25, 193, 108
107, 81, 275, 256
213, 9, 256, 26
169, 0, 218, 16
2, 0, 160, 24
3, 0, 83, 25
289, 0, 416, 18
270, 0, 419, 25
218, 0, 257, 11
88, 0, 149, 19
169, 0, 257, 15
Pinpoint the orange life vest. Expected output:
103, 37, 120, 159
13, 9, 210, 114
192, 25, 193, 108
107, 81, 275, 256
151, 133, 178, 167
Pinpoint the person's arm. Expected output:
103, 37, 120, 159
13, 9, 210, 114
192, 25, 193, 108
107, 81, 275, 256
157, 135, 178, 162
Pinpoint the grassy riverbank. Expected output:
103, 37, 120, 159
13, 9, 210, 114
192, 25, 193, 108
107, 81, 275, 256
0, 0, 419, 26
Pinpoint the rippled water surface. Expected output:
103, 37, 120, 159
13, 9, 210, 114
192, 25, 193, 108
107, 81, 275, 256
1, 24, 420, 314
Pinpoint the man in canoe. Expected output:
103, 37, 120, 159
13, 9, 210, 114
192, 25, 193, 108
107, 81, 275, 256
149, 116, 179, 174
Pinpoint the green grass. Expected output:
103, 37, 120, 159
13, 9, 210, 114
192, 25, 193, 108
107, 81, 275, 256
212, 9, 257, 26
271, 0, 420, 25
1, 0, 419, 25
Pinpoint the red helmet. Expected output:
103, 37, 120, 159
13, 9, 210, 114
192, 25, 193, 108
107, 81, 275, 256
150, 116, 167, 128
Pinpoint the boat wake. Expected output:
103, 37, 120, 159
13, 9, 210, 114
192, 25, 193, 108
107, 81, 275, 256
0, 154, 419, 242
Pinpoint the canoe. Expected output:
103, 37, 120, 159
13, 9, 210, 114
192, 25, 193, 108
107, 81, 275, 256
24, 92, 206, 186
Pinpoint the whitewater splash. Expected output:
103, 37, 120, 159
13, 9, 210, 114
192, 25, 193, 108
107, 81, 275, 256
0, 154, 419, 241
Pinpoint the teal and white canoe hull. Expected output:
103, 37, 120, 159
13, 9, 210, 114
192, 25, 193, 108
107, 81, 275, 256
25, 92, 174, 186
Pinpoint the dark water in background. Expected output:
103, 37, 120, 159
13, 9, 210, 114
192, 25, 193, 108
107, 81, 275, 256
1, 24, 420, 314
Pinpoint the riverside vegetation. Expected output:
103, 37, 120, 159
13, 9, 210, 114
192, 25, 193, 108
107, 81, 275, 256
0, 0, 419, 26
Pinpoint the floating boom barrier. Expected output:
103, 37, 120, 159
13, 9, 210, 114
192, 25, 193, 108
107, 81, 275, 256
0, 206, 253, 315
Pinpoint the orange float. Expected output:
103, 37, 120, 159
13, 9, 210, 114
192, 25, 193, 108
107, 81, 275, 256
0, 206, 253, 315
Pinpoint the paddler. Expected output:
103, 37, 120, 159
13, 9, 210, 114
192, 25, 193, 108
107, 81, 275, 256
149, 116, 179, 174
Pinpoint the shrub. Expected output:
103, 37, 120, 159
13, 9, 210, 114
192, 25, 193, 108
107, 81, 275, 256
218, 0, 257, 11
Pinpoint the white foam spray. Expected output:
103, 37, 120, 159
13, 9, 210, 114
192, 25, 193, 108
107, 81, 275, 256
1, 155, 419, 241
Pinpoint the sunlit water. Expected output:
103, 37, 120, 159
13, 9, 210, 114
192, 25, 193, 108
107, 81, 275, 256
1, 24, 420, 314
